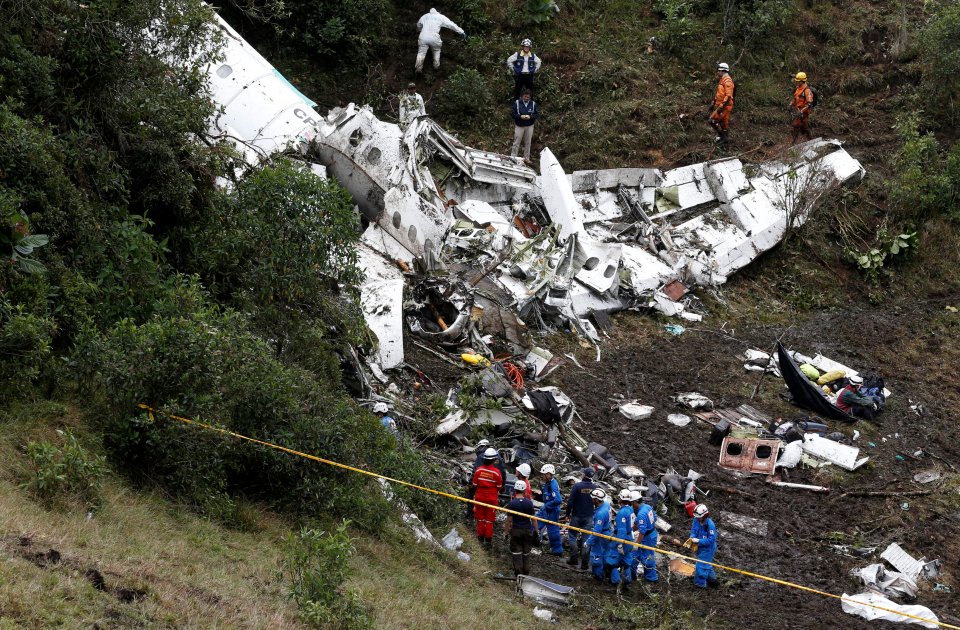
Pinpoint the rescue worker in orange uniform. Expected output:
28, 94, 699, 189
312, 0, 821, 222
471, 447, 504, 549
709, 62, 735, 144
790, 72, 814, 145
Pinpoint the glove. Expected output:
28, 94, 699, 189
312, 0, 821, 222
691, 538, 699, 544
617, 544, 624, 554
872, 402, 879, 411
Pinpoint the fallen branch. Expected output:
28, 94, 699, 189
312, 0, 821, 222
412, 341, 463, 368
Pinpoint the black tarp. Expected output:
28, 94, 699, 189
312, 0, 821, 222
777, 342, 858, 423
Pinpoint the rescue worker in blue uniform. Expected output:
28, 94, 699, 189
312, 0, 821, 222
586, 488, 617, 581
685, 503, 719, 588
611, 489, 636, 587
631, 489, 659, 582
563, 467, 596, 568
535, 464, 564, 555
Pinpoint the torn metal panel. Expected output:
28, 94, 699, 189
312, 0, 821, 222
620, 245, 676, 294
802, 434, 869, 471
704, 159, 751, 204
574, 240, 622, 294
357, 245, 405, 370
538, 148, 586, 240
362, 223, 415, 266
421, 119, 537, 189
855, 564, 919, 600
881, 544, 926, 582
517, 575, 575, 607
718, 437, 780, 475
655, 163, 717, 215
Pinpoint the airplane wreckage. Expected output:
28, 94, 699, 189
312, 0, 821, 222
206, 14, 865, 373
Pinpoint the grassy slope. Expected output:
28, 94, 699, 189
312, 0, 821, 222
0, 402, 549, 629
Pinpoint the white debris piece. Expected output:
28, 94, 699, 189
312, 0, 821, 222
855, 563, 918, 599
435, 410, 467, 436
441, 528, 464, 551
533, 607, 555, 622
538, 148, 586, 241
776, 440, 804, 469
517, 575, 575, 607
881, 543, 926, 582
841, 592, 939, 628
619, 402, 654, 420
673, 392, 714, 410
801, 434, 869, 471
357, 245, 405, 369
667, 413, 692, 427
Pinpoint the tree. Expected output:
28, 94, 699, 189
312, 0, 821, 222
193, 159, 363, 353
920, 2, 960, 126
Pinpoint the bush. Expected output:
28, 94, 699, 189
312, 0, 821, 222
888, 113, 960, 221
654, 0, 703, 57
434, 68, 493, 125
282, 523, 372, 629
0, 293, 56, 397
24, 429, 106, 508
919, 2, 960, 126
190, 160, 363, 354
280, 0, 393, 60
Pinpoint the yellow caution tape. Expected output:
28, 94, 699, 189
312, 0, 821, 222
138, 404, 956, 629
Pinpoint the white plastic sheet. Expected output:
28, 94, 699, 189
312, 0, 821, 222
841, 592, 938, 628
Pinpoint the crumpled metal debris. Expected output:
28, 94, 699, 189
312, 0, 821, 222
203, 9, 867, 365
854, 563, 918, 600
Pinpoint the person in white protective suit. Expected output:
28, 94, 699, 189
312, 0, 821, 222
415, 8, 466, 73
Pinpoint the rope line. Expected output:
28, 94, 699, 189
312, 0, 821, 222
138, 404, 952, 629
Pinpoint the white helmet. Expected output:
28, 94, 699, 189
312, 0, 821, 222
373, 402, 389, 414
630, 490, 642, 502
618, 489, 633, 502
476, 439, 490, 449
717, 62, 729, 72
516, 463, 531, 477
521, 38, 532, 47
539, 464, 555, 475
590, 488, 606, 501
483, 447, 498, 460
693, 504, 709, 518
514, 479, 527, 493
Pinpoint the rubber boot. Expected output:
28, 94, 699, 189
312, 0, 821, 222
566, 546, 579, 565
511, 553, 523, 576
521, 553, 530, 575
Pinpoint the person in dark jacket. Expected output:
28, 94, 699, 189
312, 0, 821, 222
504, 480, 538, 575
510, 89, 537, 162
564, 467, 596, 568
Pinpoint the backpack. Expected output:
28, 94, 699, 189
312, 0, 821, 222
808, 85, 820, 108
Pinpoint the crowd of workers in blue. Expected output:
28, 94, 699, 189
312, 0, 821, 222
470, 441, 720, 590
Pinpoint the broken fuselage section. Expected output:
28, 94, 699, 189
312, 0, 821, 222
203, 11, 866, 370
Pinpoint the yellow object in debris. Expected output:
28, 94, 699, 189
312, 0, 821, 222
817, 369, 846, 385
461, 353, 490, 367
799, 363, 820, 381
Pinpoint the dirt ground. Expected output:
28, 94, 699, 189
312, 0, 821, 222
406, 295, 960, 629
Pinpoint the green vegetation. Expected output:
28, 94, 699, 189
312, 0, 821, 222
282, 523, 371, 628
